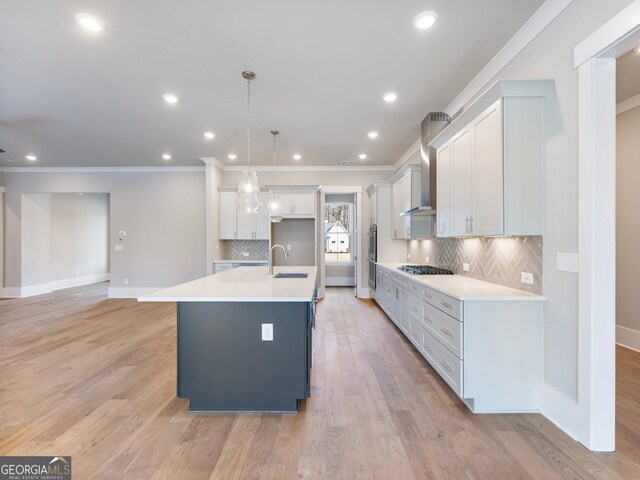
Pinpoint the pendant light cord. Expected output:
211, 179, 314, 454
272, 131, 277, 186
246, 76, 251, 169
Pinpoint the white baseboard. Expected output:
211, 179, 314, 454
541, 382, 580, 442
11, 273, 110, 298
108, 287, 159, 299
616, 325, 640, 353
0, 287, 21, 298
49, 273, 110, 292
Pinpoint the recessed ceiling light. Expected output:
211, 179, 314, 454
25, 154, 37, 161
163, 93, 179, 104
367, 131, 379, 139
75, 13, 106, 33
383, 92, 398, 103
228, 154, 237, 160
162, 153, 171, 160
359, 154, 367, 160
203, 131, 215, 140
293, 154, 302, 160
413, 11, 438, 30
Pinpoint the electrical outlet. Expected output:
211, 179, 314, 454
408, 252, 411, 260
425, 256, 430, 264
462, 263, 470, 272
262, 323, 273, 341
521, 272, 534, 285
242, 252, 249, 257
286, 244, 292, 251
124, 278, 129, 285
114, 244, 124, 251
75, 269, 79, 276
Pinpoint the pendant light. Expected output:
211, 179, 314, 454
236, 71, 262, 213
267, 130, 284, 223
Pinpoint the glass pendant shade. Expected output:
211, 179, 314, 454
267, 192, 283, 223
236, 169, 261, 213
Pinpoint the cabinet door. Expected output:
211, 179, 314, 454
278, 190, 293, 215
450, 128, 474, 237
219, 192, 237, 239
472, 100, 504, 235
391, 180, 404, 238
255, 192, 271, 240
370, 190, 377, 225
436, 143, 452, 237
398, 286, 409, 335
291, 190, 316, 215
236, 211, 254, 239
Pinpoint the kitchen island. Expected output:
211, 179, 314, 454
139, 266, 318, 413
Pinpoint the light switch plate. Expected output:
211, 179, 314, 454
557, 252, 579, 273
262, 323, 273, 341
114, 244, 124, 251
462, 263, 470, 272
425, 256, 430, 264
242, 252, 249, 257
521, 272, 534, 284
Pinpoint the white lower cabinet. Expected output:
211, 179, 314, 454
374, 264, 542, 413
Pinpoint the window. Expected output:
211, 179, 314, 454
324, 203, 353, 263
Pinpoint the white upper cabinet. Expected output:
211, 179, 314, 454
219, 192, 237, 240
435, 92, 544, 238
274, 189, 316, 217
219, 191, 271, 240
436, 143, 451, 237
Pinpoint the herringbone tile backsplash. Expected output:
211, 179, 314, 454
407, 236, 543, 294
221, 240, 270, 261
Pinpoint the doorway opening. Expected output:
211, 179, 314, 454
324, 194, 356, 288
19, 192, 110, 297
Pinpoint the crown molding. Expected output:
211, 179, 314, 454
0, 166, 205, 173
390, 0, 574, 169
200, 157, 395, 172
617, 92, 640, 115
445, 0, 574, 117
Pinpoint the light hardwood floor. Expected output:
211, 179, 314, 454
1, 284, 640, 479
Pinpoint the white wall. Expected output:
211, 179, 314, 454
616, 105, 640, 335
50, 193, 109, 282
4, 170, 206, 296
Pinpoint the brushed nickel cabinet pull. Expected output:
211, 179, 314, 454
441, 301, 452, 309
441, 361, 452, 372
441, 328, 453, 337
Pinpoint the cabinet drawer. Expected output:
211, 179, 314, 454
408, 317, 421, 349
422, 302, 463, 359
408, 293, 421, 320
391, 273, 410, 290
420, 285, 462, 320
421, 328, 463, 397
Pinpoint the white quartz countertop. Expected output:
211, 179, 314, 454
213, 259, 268, 264
139, 266, 318, 302
376, 262, 546, 301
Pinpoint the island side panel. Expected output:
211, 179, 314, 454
178, 301, 310, 412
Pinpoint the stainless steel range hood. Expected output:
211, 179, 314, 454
401, 112, 450, 216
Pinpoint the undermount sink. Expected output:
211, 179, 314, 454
274, 273, 309, 279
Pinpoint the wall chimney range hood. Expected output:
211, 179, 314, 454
400, 112, 450, 217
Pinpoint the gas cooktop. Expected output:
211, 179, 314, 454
398, 265, 454, 275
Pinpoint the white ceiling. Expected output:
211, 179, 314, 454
0, 0, 545, 168
617, 48, 640, 103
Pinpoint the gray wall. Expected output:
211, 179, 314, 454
273, 219, 316, 267
616, 106, 640, 333
4, 171, 206, 291
50, 193, 109, 282
21, 193, 51, 286
431, 0, 635, 400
